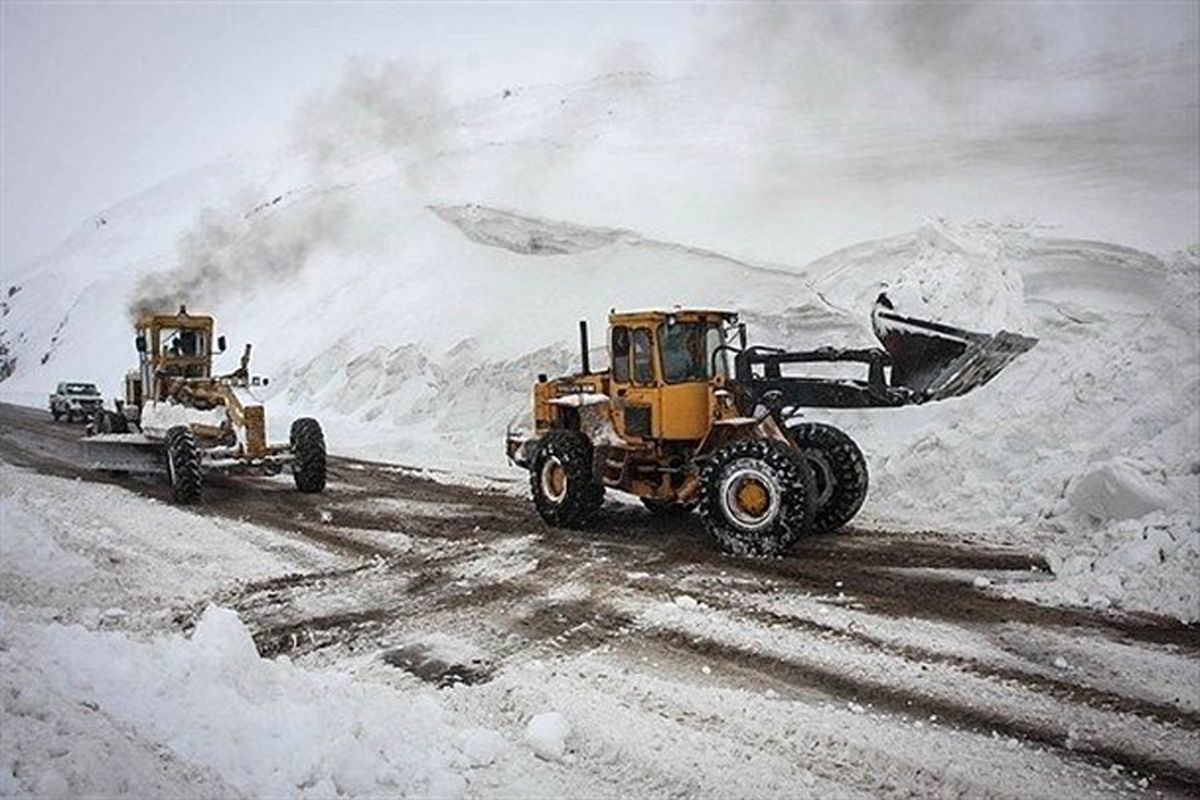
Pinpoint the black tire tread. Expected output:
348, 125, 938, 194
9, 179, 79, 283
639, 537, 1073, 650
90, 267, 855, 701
787, 421, 869, 534
165, 425, 203, 504
291, 418, 327, 493
531, 430, 604, 529
698, 437, 815, 556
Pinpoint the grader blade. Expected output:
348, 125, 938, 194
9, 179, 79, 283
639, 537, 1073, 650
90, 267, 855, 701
80, 434, 163, 474
871, 294, 1038, 402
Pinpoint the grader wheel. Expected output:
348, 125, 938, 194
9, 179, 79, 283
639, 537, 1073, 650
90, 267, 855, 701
291, 418, 327, 493
165, 425, 202, 504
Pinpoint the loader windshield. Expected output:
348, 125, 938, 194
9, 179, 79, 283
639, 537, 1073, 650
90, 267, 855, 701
659, 321, 730, 383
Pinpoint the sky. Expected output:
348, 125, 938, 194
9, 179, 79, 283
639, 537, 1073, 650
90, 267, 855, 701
2, 2, 1196, 274
0, 2, 701, 272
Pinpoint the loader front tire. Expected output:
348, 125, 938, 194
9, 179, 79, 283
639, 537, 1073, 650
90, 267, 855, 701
531, 430, 604, 529
291, 418, 327, 493
786, 422, 868, 534
165, 425, 202, 504
699, 438, 815, 556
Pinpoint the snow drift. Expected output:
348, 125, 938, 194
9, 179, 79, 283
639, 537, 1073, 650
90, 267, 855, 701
0, 605, 487, 797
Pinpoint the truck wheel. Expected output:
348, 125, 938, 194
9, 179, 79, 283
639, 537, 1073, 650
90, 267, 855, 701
51, 407, 62, 422
787, 422, 868, 533
641, 498, 696, 518
165, 425, 202, 504
699, 438, 815, 556
531, 430, 604, 528
291, 418, 327, 493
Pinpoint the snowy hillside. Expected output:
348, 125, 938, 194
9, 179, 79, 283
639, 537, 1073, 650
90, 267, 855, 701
1, 51, 1197, 619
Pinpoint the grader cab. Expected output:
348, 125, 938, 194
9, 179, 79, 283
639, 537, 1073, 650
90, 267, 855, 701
507, 298, 1037, 555
84, 306, 327, 504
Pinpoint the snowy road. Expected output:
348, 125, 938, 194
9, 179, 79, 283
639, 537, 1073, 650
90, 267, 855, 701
1, 401, 1198, 797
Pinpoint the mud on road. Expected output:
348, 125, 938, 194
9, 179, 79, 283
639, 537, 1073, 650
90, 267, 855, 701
2, 401, 1198, 795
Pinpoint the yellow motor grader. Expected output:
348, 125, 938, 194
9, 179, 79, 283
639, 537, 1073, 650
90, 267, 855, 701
506, 296, 1037, 555
84, 306, 326, 503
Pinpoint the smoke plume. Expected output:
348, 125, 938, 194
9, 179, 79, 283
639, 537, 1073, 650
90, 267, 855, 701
127, 188, 350, 320
290, 57, 454, 174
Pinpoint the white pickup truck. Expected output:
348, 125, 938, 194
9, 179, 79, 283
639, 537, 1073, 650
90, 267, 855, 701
49, 381, 103, 422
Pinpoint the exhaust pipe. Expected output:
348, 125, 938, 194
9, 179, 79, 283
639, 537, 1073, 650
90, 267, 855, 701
579, 320, 590, 374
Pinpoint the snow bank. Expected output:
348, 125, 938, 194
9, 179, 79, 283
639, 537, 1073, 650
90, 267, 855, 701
0, 493, 93, 583
1066, 458, 1173, 521
0, 605, 502, 798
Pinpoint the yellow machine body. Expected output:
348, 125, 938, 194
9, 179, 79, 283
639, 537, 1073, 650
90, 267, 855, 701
126, 308, 276, 460
519, 308, 772, 504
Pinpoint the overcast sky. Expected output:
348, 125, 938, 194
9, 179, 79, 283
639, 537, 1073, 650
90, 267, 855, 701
0, 2, 701, 271
2, 2, 1196, 273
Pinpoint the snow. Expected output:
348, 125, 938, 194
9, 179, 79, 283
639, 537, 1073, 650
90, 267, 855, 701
138, 402, 229, 436
523, 712, 572, 763
1065, 458, 1173, 521
0, 605, 478, 797
0, 32, 1196, 625
0, 461, 1183, 797
0, 463, 337, 625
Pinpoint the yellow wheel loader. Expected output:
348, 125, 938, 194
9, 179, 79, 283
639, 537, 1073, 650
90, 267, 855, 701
507, 295, 1037, 556
84, 306, 326, 503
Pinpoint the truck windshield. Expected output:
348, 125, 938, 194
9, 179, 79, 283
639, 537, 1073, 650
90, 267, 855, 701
65, 383, 98, 395
159, 328, 206, 358
659, 321, 730, 384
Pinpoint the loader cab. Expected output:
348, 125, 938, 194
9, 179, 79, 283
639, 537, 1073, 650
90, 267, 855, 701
607, 309, 738, 442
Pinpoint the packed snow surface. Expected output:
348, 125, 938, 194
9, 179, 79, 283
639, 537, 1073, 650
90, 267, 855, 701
1, 56, 1197, 619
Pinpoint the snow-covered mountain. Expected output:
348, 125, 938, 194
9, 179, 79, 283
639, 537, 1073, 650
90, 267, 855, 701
1, 51, 1196, 618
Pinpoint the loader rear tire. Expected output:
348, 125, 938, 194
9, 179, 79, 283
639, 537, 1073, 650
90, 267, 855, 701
699, 438, 815, 557
786, 422, 868, 534
291, 418, 327, 493
165, 425, 202, 504
531, 430, 604, 529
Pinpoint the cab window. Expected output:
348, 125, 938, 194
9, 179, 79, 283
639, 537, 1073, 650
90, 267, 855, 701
660, 320, 729, 383
159, 327, 206, 358
611, 326, 630, 383
632, 328, 654, 385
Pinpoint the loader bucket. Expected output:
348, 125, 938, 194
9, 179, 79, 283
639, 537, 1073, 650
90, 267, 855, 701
871, 294, 1037, 403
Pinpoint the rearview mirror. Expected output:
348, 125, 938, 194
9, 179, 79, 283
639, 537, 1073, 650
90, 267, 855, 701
135, 335, 146, 353
217, 335, 227, 353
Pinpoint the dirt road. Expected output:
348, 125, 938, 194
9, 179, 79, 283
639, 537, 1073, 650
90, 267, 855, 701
1, 402, 1197, 795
